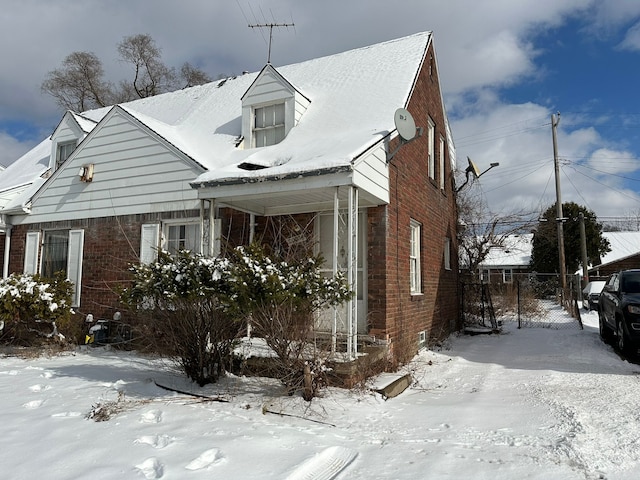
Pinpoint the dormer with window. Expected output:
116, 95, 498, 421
49, 111, 91, 171
240, 64, 310, 149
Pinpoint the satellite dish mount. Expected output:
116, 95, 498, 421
387, 108, 423, 163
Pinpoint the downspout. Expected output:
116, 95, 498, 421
3, 225, 11, 279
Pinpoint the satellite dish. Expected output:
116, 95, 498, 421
466, 157, 480, 178
394, 108, 417, 141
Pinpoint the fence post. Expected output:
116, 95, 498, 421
517, 280, 521, 329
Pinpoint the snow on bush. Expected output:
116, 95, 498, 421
121, 245, 352, 397
0, 271, 74, 345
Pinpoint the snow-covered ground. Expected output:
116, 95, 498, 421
1, 309, 639, 480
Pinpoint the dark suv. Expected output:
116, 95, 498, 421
599, 269, 640, 355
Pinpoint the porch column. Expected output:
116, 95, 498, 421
331, 187, 339, 354
208, 199, 216, 257
347, 186, 358, 359
249, 213, 256, 243
199, 200, 206, 255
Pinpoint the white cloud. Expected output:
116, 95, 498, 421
1, 0, 640, 219
0, 132, 35, 168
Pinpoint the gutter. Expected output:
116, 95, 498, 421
190, 164, 353, 189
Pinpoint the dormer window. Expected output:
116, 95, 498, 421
56, 141, 76, 169
253, 103, 285, 147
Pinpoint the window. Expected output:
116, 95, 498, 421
410, 220, 422, 294
24, 229, 84, 307
56, 141, 76, 169
439, 135, 446, 190
166, 223, 201, 255
444, 237, 451, 271
42, 231, 69, 278
427, 117, 435, 180
503, 268, 513, 284
253, 103, 285, 147
140, 221, 203, 264
480, 270, 489, 283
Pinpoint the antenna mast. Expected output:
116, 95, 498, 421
249, 22, 295, 63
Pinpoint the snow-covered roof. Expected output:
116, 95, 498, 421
1, 32, 437, 214
85, 32, 432, 184
0, 137, 50, 194
477, 231, 640, 270
598, 231, 640, 266
478, 234, 533, 268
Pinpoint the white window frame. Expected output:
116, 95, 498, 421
24, 229, 84, 307
427, 117, 435, 181
163, 219, 202, 255
444, 237, 451, 271
503, 268, 513, 284
439, 135, 446, 190
253, 102, 286, 147
56, 141, 76, 169
480, 269, 489, 283
410, 219, 422, 294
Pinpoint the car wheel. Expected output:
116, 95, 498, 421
599, 310, 612, 342
617, 321, 634, 356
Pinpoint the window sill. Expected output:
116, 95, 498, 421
410, 293, 424, 301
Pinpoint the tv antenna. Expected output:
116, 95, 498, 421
249, 22, 295, 63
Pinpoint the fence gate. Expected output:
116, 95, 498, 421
461, 273, 583, 331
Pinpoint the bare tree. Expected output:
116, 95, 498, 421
457, 185, 535, 275
41, 51, 113, 111
180, 62, 213, 88
117, 34, 177, 98
43, 34, 212, 111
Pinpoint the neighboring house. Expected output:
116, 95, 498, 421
475, 231, 640, 283
587, 231, 640, 278
0, 32, 459, 365
475, 234, 532, 284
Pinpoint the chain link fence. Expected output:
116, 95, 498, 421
461, 273, 584, 331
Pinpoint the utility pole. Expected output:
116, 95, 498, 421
249, 22, 295, 63
579, 212, 589, 288
552, 112, 567, 294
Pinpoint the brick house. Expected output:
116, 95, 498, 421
0, 32, 459, 365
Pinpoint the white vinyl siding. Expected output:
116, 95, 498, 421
18, 110, 202, 225
410, 219, 422, 294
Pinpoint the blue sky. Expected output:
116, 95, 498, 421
2, 1, 640, 222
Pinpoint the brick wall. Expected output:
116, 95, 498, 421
368, 41, 460, 364
8, 212, 199, 321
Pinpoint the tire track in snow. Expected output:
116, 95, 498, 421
528, 371, 640, 479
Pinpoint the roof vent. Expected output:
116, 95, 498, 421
238, 162, 268, 171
